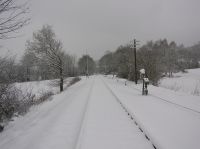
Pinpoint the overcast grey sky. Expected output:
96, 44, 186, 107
1, 0, 200, 60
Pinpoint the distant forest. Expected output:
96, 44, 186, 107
99, 39, 200, 85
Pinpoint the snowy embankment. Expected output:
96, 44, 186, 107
104, 76, 200, 149
159, 68, 200, 96
14, 77, 74, 99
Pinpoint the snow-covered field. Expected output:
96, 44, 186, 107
159, 68, 200, 96
0, 75, 200, 149
14, 77, 74, 99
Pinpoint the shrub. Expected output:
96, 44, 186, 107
0, 84, 20, 123
0, 84, 54, 131
68, 77, 81, 87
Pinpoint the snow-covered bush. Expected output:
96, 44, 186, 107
67, 77, 81, 88
0, 83, 54, 127
0, 84, 20, 123
33, 91, 54, 105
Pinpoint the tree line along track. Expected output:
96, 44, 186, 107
102, 78, 158, 149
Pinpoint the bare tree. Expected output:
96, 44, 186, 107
63, 54, 77, 77
0, 55, 17, 83
26, 25, 64, 92
0, 0, 29, 39
20, 51, 37, 81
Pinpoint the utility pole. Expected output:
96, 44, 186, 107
133, 39, 139, 84
86, 50, 88, 76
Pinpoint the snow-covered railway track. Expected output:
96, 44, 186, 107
131, 87, 200, 114
148, 93, 200, 114
103, 76, 200, 149
111, 77, 200, 114
74, 76, 154, 149
102, 78, 158, 149
74, 78, 95, 149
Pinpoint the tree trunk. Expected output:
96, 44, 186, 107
26, 67, 30, 81
60, 66, 63, 92
60, 77, 63, 92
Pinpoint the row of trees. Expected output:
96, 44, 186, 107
1, 25, 97, 92
0, 0, 30, 127
0, 1, 97, 129
98, 39, 200, 85
22, 25, 77, 92
78, 55, 96, 75
0, 24, 97, 127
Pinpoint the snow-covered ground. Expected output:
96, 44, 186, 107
159, 68, 200, 96
110, 76, 200, 113
104, 75, 200, 149
14, 77, 74, 99
76, 77, 153, 149
0, 76, 155, 149
0, 78, 91, 149
0, 75, 200, 149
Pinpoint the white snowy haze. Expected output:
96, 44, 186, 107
0, 0, 200, 60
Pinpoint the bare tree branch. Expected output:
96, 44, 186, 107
0, 0, 30, 39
